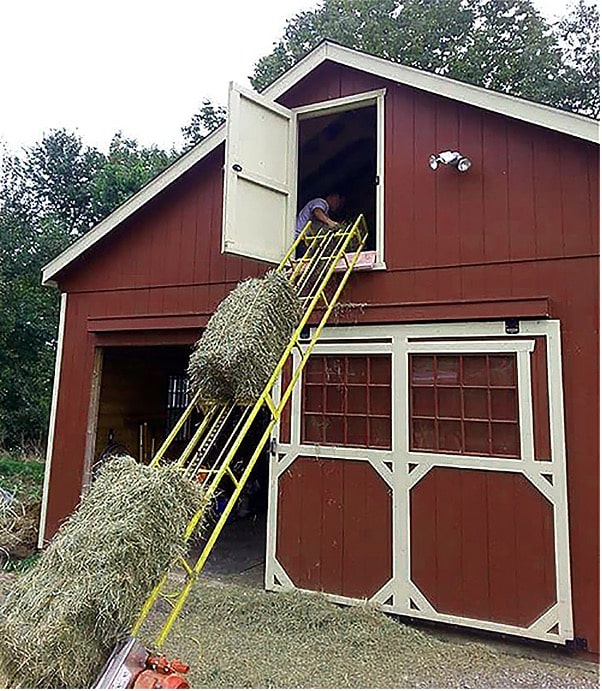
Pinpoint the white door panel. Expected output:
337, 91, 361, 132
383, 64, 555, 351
223, 83, 296, 263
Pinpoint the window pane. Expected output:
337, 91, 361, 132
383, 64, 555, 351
304, 385, 323, 413
463, 388, 489, 420
492, 422, 520, 457
412, 356, 435, 385
412, 388, 435, 417
370, 356, 391, 384
347, 357, 368, 383
304, 414, 324, 443
412, 418, 436, 450
490, 388, 518, 421
305, 356, 324, 383
463, 355, 488, 386
369, 387, 391, 415
438, 420, 462, 452
438, 388, 461, 418
325, 385, 345, 413
347, 386, 367, 414
436, 356, 460, 385
324, 415, 345, 444
369, 417, 391, 449
465, 421, 490, 454
347, 417, 368, 446
325, 357, 345, 385
489, 355, 516, 386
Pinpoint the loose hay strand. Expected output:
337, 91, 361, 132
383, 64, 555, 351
0, 456, 203, 689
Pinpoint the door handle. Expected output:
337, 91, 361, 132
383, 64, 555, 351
232, 163, 243, 172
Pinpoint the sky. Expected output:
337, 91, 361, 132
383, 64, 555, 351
0, 0, 576, 155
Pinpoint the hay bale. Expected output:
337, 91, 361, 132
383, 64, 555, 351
0, 455, 202, 689
188, 271, 303, 405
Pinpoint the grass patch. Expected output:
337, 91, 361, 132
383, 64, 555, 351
0, 454, 45, 500
4, 553, 40, 573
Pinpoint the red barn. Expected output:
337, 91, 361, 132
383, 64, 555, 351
39, 43, 599, 656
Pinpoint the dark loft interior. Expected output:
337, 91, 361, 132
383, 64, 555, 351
297, 104, 378, 250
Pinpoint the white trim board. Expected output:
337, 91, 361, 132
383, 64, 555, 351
37, 292, 67, 547
41, 41, 598, 285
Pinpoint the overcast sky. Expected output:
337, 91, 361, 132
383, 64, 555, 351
0, 0, 575, 154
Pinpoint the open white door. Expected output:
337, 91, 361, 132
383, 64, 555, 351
222, 83, 297, 263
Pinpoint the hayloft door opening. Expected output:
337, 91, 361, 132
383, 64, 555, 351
295, 90, 385, 266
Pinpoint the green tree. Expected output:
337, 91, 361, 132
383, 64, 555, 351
181, 99, 227, 150
554, 0, 599, 116
91, 133, 175, 219
0, 130, 173, 451
250, 0, 597, 116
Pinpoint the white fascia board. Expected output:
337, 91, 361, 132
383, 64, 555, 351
41, 126, 227, 285
324, 43, 599, 144
262, 43, 329, 100
42, 41, 598, 285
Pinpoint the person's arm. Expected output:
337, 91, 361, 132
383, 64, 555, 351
312, 207, 338, 228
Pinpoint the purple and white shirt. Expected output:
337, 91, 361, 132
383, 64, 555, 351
295, 198, 329, 236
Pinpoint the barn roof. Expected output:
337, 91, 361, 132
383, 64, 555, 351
42, 41, 599, 286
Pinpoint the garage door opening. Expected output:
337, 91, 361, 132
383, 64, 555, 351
93, 345, 194, 469
199, 406, 270, 585
91, 344, 270, 584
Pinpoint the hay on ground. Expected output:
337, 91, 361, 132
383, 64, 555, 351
151, 581, 599, 689
0, 494, 40, 562
0, 455, 202, 689
188, 270, 302, 405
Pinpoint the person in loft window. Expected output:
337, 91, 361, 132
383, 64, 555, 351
295, 191, 345, 237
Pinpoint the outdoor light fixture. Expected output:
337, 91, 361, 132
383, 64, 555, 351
429, 150, 472, 172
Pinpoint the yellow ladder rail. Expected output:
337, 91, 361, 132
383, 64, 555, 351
131, 215, 369, 647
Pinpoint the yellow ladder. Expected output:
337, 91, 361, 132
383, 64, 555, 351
131, 214, 368, 648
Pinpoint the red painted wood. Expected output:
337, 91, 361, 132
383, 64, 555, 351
297, 458, 323, 589
277, 457, 392, 598
320, 460, 344, 595
459, 471, 490, 620
411, 468, 556, 627
276, 463, 302, 585
45, 59, 598, 652
531, 337, 551, 462
279, 355, 293, 444
95, 330, 196, 347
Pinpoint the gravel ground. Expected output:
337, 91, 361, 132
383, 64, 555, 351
1, 570, 598, 689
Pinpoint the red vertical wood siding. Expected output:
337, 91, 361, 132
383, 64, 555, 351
47, 60, 598, 652
411, 467, 556, 627
277, 456, 392, 598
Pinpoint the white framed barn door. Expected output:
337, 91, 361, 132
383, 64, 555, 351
266, 320, 573, 646
222, 83, 297, 263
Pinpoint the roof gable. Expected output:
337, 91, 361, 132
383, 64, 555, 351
42, 41, 598, 286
